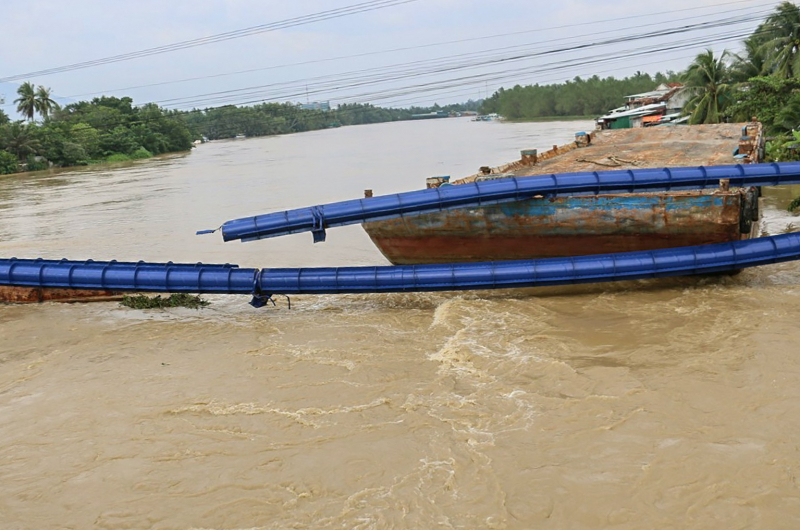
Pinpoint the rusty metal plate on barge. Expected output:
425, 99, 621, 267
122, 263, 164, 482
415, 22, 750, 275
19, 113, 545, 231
363, 192, 745, 265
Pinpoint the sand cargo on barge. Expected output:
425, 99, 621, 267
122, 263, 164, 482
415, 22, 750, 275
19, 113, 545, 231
362, 123, 764, 265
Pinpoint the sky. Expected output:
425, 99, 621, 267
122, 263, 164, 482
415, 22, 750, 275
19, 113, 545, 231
0, 0, 784, 115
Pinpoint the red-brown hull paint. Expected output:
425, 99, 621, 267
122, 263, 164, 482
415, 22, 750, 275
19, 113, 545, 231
0, 286, 120, 304
363, 192, 752, 265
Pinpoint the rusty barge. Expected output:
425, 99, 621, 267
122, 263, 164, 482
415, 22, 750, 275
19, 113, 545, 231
362, 123, 764, 265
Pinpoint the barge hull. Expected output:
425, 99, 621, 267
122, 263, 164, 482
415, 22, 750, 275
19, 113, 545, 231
363, 191, 752, 265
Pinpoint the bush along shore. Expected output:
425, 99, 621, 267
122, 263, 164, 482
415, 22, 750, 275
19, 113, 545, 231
1, 91, 197, 174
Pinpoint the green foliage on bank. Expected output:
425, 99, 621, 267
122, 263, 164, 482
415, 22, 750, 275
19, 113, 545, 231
181, 100, 481, 141
120, 293, 210, 309
477, 63, 725, 125
0, 95, 194, 174
0, 92, 482, 175
480, 72, 680, 120
0, 150, 17, 174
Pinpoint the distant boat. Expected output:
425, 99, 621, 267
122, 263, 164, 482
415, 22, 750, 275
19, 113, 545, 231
409, 111, 450, 120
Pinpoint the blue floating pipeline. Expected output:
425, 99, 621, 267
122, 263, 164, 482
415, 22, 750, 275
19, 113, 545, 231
5, 234, 800, 307
0, 259, 258, 294
254, 233, 800, 298
204, 162, 800, 244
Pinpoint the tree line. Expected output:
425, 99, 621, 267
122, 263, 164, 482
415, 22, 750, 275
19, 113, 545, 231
0, 85, 195, 175
181, 100, 481, 140
479, 72, 680, 120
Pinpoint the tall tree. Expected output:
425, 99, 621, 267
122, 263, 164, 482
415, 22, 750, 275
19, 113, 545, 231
731, 29, 769, 82
683, 49, 731, 124
14, 82, 36, 122
761, 1, 800, 79
3, 122, 40, 160
34, 85, 58, 120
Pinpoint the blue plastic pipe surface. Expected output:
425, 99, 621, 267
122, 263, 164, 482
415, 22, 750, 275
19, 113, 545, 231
4, 234, 800, 303
215, 162, 800, 243
0, 259, 258, 294
256, 233, 800, 295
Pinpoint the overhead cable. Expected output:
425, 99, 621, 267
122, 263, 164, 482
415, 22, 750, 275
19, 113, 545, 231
0, 0, 419, 83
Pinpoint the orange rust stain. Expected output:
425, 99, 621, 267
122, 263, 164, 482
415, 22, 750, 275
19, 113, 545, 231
0, 286, 121, 304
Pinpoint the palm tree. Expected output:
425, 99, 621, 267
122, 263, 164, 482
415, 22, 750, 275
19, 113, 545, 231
760, 1, 800, 79
776, 93, 800, 131
14, 82, 36, 122
12, 82, 58, 122
34, 85, 58, 120
3, 122, 40, 160
731, 30, 769, 82
683, 49, 731, 125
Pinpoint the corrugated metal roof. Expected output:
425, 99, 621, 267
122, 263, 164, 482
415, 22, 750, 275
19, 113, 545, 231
599, 103, 666, 121
625, 90, 670, 100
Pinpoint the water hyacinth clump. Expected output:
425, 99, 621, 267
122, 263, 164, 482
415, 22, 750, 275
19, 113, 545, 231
120, 293, 210, 309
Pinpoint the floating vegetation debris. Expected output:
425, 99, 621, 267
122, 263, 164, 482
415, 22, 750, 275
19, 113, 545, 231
120, 293, 210, 309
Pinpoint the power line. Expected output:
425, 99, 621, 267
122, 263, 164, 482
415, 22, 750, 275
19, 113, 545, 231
63, 0, 772, 100
0, 2, 776, 118
366, 22, 778, 107
322, 31, 751, 106
254, 25, 750, 107
0, 0, 419, 83
151, 8, 763, 101
0, 24, 758, 117
148, 12, 765, 110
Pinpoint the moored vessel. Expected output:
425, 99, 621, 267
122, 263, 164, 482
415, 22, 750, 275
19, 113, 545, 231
362, 123, 764, 265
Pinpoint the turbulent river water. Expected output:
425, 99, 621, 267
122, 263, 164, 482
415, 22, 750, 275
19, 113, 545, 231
3, 118, 800, 529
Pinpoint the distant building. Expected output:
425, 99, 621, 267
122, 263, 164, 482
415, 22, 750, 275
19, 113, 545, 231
409, 110, 450, 120
597, 83, 689, 130
298, 101, 331, 111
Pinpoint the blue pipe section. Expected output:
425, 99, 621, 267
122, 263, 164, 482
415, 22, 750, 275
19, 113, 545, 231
0, 259, 258, 294
211, 162, 800, 243
4, 234, 800, 305
256, 233, 800, 295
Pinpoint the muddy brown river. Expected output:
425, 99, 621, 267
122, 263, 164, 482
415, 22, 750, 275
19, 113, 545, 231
2, 118, 800, 529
